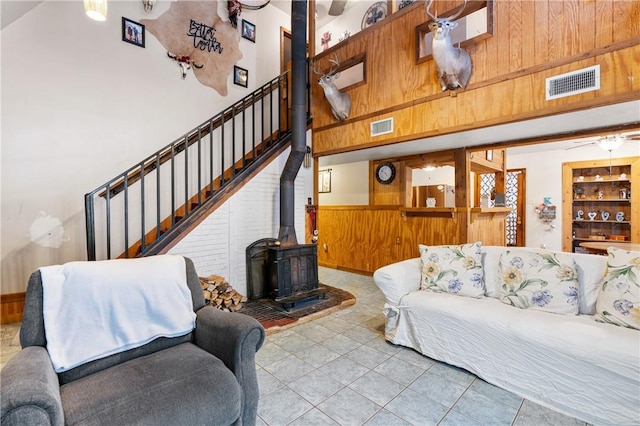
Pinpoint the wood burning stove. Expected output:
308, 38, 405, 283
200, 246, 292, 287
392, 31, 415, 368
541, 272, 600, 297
246, 240, 325, 311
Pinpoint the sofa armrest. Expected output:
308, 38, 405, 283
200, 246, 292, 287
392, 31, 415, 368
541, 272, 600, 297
0, 346, 64, 426
373, 258, 421, 306
193, 306, 265, 426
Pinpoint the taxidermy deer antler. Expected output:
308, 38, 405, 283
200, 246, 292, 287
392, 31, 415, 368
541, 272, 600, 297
425, 0, 472, 91
313, 54, 352, 121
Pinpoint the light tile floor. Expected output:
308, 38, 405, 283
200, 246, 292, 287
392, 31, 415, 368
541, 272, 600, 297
254, 267, 589, 426
0, 267, 588, 425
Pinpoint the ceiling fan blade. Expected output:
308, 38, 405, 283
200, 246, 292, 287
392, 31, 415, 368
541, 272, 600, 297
328, 0, 347, 16
565, 141, 597, 150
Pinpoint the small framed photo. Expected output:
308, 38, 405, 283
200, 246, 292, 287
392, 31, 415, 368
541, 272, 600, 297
234, 66, 248, 88
122, 17, 145, 48
318, 170, 332, 193
241, 20, 256, 43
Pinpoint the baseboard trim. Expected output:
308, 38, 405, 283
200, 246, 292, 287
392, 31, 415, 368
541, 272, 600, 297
1, 292, 25, 324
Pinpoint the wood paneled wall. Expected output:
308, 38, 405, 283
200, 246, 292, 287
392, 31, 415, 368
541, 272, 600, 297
317, 206, 510, 273
316, 207, 400, 272
311, 0, 640, 156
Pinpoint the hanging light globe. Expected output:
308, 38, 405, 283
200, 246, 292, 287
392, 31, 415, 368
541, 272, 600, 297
84, 0, 107, 21
598, 136, 624, 151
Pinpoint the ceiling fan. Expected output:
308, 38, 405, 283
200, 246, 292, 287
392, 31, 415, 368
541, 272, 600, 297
328, 0, 348, 16
565, 132, 640, 151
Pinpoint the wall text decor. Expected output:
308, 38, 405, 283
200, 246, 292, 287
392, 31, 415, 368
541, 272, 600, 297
141, 1, 242, 96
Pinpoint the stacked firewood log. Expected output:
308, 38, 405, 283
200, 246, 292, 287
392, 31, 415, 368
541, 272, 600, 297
199, 274, 247, 312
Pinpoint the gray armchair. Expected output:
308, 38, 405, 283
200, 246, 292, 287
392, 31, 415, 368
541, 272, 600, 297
1, 257, 265, 426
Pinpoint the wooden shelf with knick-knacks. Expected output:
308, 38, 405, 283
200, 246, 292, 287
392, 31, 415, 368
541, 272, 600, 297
562, 156, 639, 253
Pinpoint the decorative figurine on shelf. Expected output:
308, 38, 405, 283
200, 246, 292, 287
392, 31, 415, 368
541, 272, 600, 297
575, 210, 584, 221
601, 211, 610, 221
321, 31, 332, 51
619, 188, 629, 199
338, 30, 350, 43
588, 212, 597, 221
596, 189, 604, 200
616, 212, 625, 222
574, 187, 584, 200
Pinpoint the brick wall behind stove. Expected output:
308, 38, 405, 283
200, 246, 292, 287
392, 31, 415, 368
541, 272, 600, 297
169, 164, 306, 297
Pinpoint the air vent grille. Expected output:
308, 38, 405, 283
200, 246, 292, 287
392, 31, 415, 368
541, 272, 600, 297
370, 117, 393, 137
546, 65, 600, 100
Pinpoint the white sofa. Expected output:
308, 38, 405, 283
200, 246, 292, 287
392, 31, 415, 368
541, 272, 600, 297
373, 245, 640, 426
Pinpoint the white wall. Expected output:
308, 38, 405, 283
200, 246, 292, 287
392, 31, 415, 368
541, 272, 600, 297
318, 161, 369, 205
506, 143, 639, 251
412, 166, 455, 186
316, 1, 377, 52
0, 1, 305, 294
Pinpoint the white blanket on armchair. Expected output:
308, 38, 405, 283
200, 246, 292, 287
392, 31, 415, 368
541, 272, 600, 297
40, 255, 196, 372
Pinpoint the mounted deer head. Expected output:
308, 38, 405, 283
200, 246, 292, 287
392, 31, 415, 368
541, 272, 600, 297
313, 54, 352, 121
426, 0, 472, 91
167, 52, 204, 80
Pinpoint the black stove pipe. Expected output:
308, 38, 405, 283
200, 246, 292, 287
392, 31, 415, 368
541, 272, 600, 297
278, 0, 307, 246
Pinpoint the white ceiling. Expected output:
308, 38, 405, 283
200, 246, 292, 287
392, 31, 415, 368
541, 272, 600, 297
270, 0, 357, 28
1, 1, 43, 30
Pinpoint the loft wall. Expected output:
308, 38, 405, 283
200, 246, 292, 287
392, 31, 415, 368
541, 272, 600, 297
0, 1, 313, 296
311, 0, 640, 156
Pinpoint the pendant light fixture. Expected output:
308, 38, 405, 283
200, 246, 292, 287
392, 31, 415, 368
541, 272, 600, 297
84, 0, 107, 21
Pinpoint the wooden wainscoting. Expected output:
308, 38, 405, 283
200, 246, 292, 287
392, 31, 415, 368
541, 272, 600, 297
1, 292, 25, 324
318, 205, 512, 274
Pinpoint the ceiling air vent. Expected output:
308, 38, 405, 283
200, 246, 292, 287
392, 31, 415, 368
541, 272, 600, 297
371, 117, 393, 137
546, 65, 600, 101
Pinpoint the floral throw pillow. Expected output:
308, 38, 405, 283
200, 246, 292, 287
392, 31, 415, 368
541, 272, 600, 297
594, 248, 639, 330
498, 250, 579, 315
418, 242, 485, 298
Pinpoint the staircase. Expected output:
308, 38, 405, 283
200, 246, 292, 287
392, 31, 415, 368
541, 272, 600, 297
85, 68, 310, 261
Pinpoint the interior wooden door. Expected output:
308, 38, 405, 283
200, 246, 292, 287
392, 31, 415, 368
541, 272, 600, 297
506, 169, 526, 246
280, 27, 292, 131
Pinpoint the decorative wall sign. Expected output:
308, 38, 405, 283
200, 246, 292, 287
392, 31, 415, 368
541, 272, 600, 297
362, 2, 387, 30
242, 20, 256, 42
234, 66, 248, 87
122, 17, 145, 48
140, 1, 242, 96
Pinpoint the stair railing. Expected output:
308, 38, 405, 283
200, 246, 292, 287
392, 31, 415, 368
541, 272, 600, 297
85, 67, 309, 261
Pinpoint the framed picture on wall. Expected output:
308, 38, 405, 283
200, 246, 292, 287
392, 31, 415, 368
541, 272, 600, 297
122, 17, 145, 48
241, 20, 256, 43
234, 66, 248, 87
319, 170, 331, 193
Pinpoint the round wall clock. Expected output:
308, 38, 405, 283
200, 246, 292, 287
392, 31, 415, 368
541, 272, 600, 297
376, 162, 396, 185
362, 1, 388, 30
